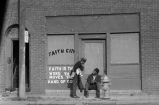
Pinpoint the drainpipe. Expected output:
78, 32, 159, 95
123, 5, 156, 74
18, 0, 26, 99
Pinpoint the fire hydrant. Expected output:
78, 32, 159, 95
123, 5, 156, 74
102, 74, 111, 99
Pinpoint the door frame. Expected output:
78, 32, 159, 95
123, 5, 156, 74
78, 33, 107, 74
81, 39, 106, 75
11, 39, 31, 91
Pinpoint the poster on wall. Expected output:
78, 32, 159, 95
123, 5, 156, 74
47, 35, 74, 90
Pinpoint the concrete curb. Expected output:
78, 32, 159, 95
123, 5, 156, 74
1, 95, 159, 105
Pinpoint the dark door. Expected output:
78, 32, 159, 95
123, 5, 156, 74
12, 40, 19, 90
12, 40, 30, 91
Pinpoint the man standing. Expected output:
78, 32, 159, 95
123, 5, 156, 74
69, 57, 87, 98
84, 68, 101, 98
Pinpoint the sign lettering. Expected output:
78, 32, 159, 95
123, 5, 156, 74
47, 65, 73, 85
48, 49, 75, 56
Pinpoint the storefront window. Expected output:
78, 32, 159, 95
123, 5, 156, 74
47, 35, 74, 89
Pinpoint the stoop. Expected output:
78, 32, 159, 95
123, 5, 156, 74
44, 90, 143, 97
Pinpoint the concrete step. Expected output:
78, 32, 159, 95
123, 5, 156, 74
44, 90, 144, 97
3, 89, 145, 99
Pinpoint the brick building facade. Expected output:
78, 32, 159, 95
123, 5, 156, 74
0, 0, 159, 95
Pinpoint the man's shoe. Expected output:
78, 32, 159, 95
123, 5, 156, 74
84, 90, 88, 96
80, 89, 83, 93
85, 95, 89, 98
95, 96, 100, 98
71, 95, 80, 98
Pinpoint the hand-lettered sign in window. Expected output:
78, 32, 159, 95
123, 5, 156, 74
47, 35, 74, 89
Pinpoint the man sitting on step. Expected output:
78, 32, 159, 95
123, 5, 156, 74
84, 68, 101, 98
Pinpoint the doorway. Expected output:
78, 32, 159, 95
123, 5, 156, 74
12, 40, 30, 91
12, 40, 19, 90
80, 39, 106, 84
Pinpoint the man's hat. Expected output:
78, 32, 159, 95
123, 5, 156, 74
94, 68, 99, 74
81, 57, 87, 62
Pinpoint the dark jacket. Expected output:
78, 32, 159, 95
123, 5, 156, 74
87, 74, 101, 84
70, 61, 84, 76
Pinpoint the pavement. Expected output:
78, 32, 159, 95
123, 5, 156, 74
0, 91, 159, 105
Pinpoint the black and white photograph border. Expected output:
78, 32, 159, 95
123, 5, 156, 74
0, 0, 159, 105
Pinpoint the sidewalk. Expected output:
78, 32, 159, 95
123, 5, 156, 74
1, 93, 159, 105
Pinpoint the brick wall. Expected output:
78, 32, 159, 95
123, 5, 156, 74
0, 0, 18, 93
1, 0, 159, 94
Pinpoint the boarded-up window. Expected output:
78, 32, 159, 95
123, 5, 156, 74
110, 33, 139, 64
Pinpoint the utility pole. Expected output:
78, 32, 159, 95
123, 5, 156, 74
18, 0, 26, 98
